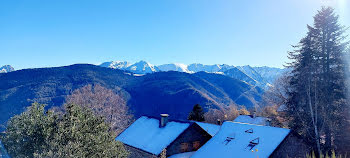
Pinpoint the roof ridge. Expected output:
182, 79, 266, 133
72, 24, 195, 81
224, 121, 290, 130
141, 115, 194, 124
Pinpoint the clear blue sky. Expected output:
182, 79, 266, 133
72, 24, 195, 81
0, 0, 349, 69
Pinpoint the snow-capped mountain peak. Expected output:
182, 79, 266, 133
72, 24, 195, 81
98, 60, 288, 89
187, 63, 222, 73
0, 65, 15, 73
126, 60, 158, 74
100, 61, 131, 70
158, 63, 192, 73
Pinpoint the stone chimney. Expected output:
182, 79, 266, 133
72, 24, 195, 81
266, 119, 272, 126
160, 114, 169, 128
217, 119, 222, 125
253, 109, 257, 118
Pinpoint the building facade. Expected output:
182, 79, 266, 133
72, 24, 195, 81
115, 115, 217, 158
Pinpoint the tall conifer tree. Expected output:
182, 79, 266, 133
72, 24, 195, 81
286, 7, 349, 154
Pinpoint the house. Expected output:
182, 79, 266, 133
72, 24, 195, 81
233, 114, 271, 126
116, 114, 219, 158
191, 121, 310, 158
195, 122, 220, 136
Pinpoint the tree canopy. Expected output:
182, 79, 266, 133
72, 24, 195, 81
188, 104, 205, 122
65, 84, 133, 134
2, 103, 129, 158
286, 7, 349, 154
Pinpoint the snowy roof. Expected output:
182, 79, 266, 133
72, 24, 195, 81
233, 115, 271, 126
115, 116, 191, 155
168, 151, 195, 158
191, 121, 290, 158
195, 122, 220, 136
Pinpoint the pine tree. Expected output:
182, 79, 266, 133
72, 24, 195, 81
286, 7, 349, 154
287, 31, 322, 154
188, 104, 205, 122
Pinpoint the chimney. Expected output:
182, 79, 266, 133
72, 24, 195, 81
253, 109, 257, 118
160, 114, 169, 128
266, 119, 271, 126
217, 119, 222, 125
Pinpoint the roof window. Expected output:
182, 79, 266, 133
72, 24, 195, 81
223, 133, 236, 145
245, 128, 253, 133
246, 137, 259, 150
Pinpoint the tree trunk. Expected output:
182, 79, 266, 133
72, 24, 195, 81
307, 79, 321, 156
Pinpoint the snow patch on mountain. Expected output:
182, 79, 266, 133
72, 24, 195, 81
222, 67, 257, 86
188, 63, 228, 73
253, 66, 289, 84
236, 65, 270, 88
99, 60, 287, 89
100, 60, 157, 74
0, 65, 14, 73
158, 63, 192, 73
126, 60, 158, 74
100, 61, 131, 70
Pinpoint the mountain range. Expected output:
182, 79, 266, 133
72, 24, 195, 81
0, 62, 288, 130
2, 61, 287, 89
100, 61, 288, 89
0, 64, 263, 131
0, 65, 14, 73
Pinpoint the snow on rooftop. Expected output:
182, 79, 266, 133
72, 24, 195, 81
168, 151, 195, 158
115, 116, 190, 155
191, 121, 290, 158
195, 122, 220, 136
233, 115, 270, 126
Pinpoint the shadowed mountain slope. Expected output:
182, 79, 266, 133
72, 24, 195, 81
0, 64, 262, 130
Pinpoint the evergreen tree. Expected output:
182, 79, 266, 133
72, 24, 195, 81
38, 104, 128, 158
2, 103, 129, 158
2, 103, 56, 158
286, 7, 349, 154
188, 104, 205, 122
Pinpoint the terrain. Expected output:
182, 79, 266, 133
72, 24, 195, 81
100, 61, 288, 89
0, 64, 262, 130
0, 65, 14, 73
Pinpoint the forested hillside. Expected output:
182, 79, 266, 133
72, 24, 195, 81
0, 64, 262, 130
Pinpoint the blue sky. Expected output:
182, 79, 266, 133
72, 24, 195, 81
0, 0, 349, 69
